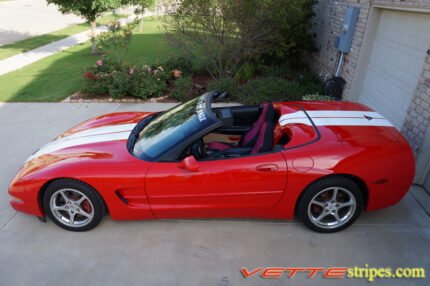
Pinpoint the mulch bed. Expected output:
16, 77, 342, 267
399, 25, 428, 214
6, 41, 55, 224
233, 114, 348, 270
65, 92, 178, 103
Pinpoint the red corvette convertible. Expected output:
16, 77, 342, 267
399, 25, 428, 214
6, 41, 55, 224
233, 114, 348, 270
9, 92, 415, 232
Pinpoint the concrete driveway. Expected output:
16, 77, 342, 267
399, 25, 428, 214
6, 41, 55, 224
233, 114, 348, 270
0, 103, 429, 286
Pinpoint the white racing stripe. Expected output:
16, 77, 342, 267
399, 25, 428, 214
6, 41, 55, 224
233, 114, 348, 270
59, 123, 137, 141
279, 110, 394, 127
27, 123, 137, 161
307, 110, 384, 119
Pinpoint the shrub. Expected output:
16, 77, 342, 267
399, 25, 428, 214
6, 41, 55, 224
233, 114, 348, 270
302, 93, 335, 101
81, 72, 110, 96
260, 0, 316, 67
163, 56, 193, 76
260, 63, 294, 78
129, 70, 167, 99
81, 59, 118, 96
170, 76, 193, 102
236, 77, 300, 104
207, 78, 238, 98
235, 62, 256, 82
295, 71, 323, 95
108, 71, 129, 98
81, 60, 169, 99
88, 59, 116, 74
165, 0, 316, 78
190, 57, 209, 75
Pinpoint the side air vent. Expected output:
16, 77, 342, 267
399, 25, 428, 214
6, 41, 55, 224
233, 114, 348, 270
115, 191, 128, 205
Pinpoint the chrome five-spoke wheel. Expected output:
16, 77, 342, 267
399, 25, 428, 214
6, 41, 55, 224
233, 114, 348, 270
43, 179, 105, 231
50, 189, 94, 228
298, 177, 363, 233
308, 187, 356, 229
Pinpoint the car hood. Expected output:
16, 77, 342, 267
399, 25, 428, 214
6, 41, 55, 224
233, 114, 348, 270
27, 112, 152, 161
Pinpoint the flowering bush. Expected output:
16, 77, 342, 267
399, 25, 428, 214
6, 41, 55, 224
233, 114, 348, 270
164, 56, 193, 75
129, 68, 167, 99
108, 71, 129, 98
81, 59, 182, 99
172, 69, 182, 79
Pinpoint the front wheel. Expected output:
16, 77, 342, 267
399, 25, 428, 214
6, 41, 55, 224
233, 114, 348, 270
298, 177, 363, 233
43, 179, 105, 231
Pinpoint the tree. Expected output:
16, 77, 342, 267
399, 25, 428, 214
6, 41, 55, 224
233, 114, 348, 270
164, 0, 316, 79
97, 20, 135, 66
47, 0, 123, 54
261, 0, 316, 67
126, 0, 156, 31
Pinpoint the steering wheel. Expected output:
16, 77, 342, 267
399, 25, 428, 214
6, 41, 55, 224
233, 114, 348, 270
189, 138, 205, 159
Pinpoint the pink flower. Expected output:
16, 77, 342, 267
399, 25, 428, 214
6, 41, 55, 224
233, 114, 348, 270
96, 60, 103, 67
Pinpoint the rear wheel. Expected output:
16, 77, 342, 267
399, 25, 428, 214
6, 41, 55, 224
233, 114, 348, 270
43, 179, 105, 231
298, 177, 363, 233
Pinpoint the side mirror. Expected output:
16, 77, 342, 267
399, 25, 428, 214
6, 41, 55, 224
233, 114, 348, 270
178, 155, 200, 172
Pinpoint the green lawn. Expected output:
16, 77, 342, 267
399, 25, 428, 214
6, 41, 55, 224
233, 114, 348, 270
0, 18, 172, 102
0, 14, 128, 60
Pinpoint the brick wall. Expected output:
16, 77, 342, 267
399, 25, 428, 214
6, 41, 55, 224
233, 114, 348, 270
311, 0, 430, 151
402, 54, 430, 150
311, 0, 370, 89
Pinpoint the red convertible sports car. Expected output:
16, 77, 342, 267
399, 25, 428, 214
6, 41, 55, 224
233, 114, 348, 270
9, 91, 415, 232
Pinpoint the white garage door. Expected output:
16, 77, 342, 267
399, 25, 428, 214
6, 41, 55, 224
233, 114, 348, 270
358, 10, 430, 129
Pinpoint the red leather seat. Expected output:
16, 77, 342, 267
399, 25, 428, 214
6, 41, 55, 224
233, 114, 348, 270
208, 103, 275, 154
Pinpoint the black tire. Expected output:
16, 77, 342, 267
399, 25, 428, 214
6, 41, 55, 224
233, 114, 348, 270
43, 179, 105, 231
298, 176, 363, 233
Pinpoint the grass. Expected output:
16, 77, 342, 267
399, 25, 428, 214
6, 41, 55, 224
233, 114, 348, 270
0, 14, 128, 60
0, 18, 172, 102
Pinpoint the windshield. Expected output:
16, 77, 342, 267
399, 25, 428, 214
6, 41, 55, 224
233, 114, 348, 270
133, 94, 219, 161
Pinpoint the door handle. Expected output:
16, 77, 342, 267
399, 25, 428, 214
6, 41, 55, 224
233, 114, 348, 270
256, 164, 278, 172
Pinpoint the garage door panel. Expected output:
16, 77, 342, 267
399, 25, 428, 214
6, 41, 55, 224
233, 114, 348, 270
358, 10, 430, 130
374, 58, 409, 81
404, 35, 429, 51
369, 43, 412, 77
362, 69, 380, 90
374, 43, 415, 73
380, 65, 416, 92
369, 66, 410, 95
376, 76, 412, 110
362, 75, 410, 128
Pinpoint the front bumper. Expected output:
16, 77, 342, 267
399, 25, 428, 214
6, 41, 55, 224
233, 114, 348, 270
8, 178, 44, 217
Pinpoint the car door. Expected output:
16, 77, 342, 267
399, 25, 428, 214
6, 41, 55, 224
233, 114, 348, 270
145, 152, 288, 218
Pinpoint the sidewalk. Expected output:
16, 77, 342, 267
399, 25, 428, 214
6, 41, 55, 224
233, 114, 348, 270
0, 15, 142, 76
0, 25, 109, 76
0, 10, 158, 76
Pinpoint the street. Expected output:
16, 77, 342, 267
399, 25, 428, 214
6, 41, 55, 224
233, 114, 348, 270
0, 0, 84, 45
